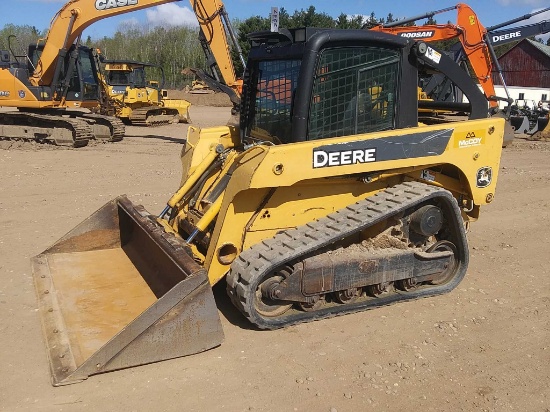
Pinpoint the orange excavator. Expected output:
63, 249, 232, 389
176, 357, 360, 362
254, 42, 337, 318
371, 4, 550, 108
370, 3, 511, 113
370, 4, 550, 145
0, 0, 195, 147
0, 0, 246, 146
188, 0, 245, 114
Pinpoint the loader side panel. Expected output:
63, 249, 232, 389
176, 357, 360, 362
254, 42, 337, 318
201, 119, 504, 286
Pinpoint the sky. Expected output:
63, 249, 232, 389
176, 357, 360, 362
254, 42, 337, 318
0, 0, 549, 43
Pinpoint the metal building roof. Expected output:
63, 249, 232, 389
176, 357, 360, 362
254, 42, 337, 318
526, 38, 550, 58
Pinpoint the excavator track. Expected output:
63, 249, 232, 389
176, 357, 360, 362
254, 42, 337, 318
11, 109, 125, 143
0, 111, 92, 147
129, 106, 180, 126
226, 181, 469, 330
81, 112, 125, 142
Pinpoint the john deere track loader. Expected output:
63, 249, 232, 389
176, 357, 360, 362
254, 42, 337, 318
32, 28, 504, 385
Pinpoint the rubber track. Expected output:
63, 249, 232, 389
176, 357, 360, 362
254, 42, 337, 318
129, 106, 179, 126
0, 111, 91, 147
226, 181, 469, 330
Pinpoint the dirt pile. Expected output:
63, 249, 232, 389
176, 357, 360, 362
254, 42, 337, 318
167, 89, 232, 107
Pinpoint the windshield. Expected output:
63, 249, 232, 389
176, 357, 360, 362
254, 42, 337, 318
77, 48, 99, 100
107, 67, 146, 88
246, 59, 301, 144
108, 71, 131, 85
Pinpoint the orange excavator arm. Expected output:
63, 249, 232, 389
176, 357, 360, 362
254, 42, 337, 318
371, 3, 498, 109
31, 0, 181, 87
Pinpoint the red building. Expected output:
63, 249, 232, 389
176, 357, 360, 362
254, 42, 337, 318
493, 39, 550, 88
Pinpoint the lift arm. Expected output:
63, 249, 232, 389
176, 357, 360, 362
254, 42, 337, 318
488, 20, 550, 47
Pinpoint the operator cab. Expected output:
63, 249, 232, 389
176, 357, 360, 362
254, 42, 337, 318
103, 62, 148, 88
239, 28, 488, 145
27, 43, 101, 102
239, 28, 419, 145
0, 34, 100, 103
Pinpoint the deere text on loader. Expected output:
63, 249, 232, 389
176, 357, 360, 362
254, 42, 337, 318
32, 28, 504, 385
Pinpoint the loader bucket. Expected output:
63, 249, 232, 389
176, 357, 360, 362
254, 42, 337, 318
31, 196, 223, 386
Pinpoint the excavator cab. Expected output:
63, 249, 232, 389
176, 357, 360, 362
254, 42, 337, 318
1, 37, 102, 105
27, 43, 101, 103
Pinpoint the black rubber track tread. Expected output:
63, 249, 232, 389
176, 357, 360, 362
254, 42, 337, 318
0, 111, 91, 147
226, 181, 469, 330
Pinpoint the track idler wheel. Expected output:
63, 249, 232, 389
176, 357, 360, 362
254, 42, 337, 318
427, 240, 458, 285
255, 270, 293, 317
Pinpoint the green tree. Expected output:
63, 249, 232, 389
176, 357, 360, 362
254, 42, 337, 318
233, 16, 270, 74
362, 12, 379, 29
233, 7, 386, 70
0, 24, 46, 54
335, 14, 365, 29
289, 6, 335, 28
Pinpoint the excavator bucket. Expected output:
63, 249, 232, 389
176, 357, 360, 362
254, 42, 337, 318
31, 196, 223, 386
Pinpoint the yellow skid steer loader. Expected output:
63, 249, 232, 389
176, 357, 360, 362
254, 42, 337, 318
32, 28, 504, 385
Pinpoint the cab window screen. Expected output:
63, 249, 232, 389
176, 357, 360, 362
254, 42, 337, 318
108, 71, 131, 85
249, 59, 301, 143
308, 48, 399, 140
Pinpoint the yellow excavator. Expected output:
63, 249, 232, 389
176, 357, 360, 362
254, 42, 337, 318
32, 22, 505, 386
98, 59, 191, 126
0, 0, 191, 147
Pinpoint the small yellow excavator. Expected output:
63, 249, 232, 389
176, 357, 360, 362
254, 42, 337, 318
32, 26, 504, 385
98, 59, 191, 126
